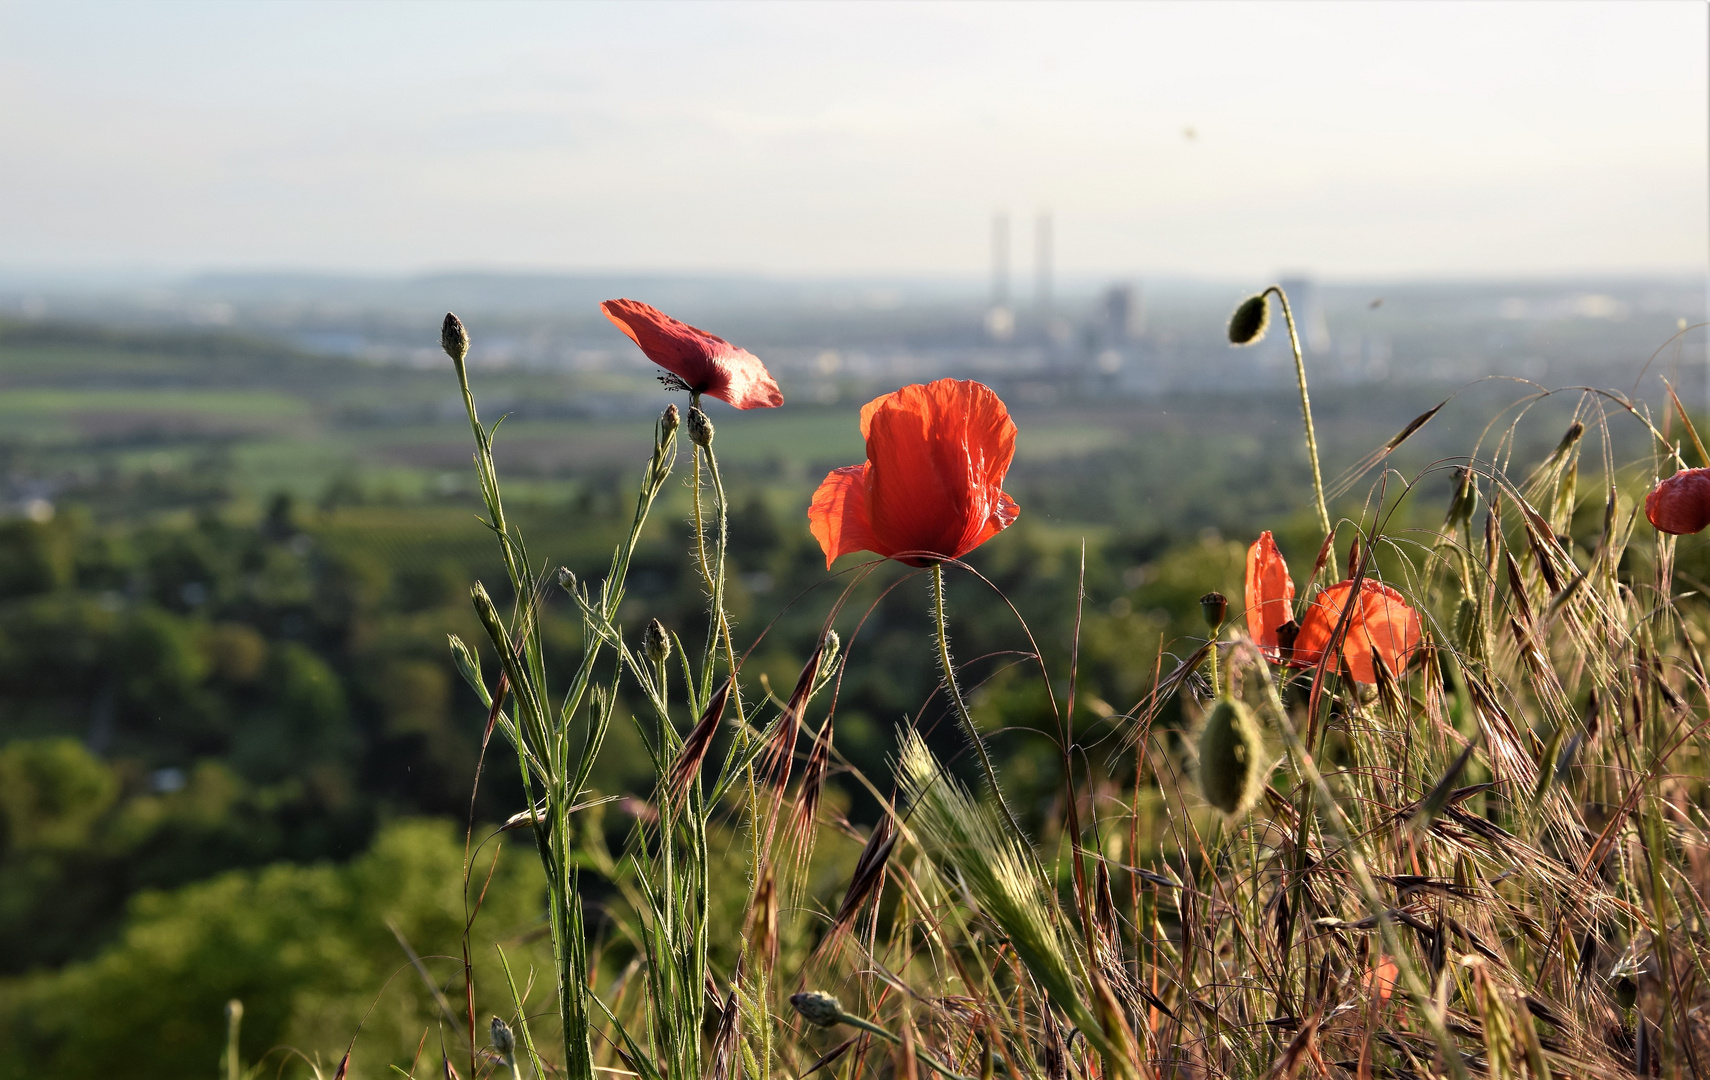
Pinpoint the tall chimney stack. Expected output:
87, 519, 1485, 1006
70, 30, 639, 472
1034, 211, 1053, 317
990, 211, 1010, 310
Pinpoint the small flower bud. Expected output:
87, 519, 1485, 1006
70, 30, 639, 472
644, 618, 671, 665
660, 403, 680, 439
1446, 467, 1477, 528
1198, 697, 1265, 816
491, 1015, 515, 1058
1199, 591, 1228, 631
442, 313, 470, 363
1227, 294, 1270, 346
557, 566, 576, 590
822, 629, 841, 664
790, 991, 845, 1028
687, 406, 714, 448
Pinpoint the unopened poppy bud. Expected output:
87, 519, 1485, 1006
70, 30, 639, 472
687, 406, 714, 447
1199, 591, 1228, 631
1453, 596, 1479, 651
442, 313, 470, 363
644, 618, 671, 664
1446, 467, 1477, 528
491, 1015, 515, 1058
790, 991, 845, 1028
1198, 697, 1265, 816
1227, 294, 1270, 346
660, 403, 680, 440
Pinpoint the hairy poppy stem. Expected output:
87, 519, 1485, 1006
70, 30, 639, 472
1265, 285, 1332, 537
929, 562, 1026, 842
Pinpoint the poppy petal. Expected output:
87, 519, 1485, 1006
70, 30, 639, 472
1291, 581, 1352, 671
1645, 467, 1710, 535
1244, 532, 1295, 660
1292, 580, 1421, 683
1347, 581, 1422, 683
807, 463, 880, 568
601, 299, 783, 410
862, 380, 1019, 564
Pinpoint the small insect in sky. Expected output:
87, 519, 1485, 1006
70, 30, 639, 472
1369, 298, 1384, 309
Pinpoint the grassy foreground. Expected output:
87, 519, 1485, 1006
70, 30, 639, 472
408, 300, 1710, 1080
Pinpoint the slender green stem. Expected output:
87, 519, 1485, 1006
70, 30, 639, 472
1206, 631, 1221, 698
930, 562, 1026, 842
1267, 285, 1332, 536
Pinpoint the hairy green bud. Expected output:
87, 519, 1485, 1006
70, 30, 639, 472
441, 312, 470, 363
644, 618, 671, 665
790, 990, 844, 1028
687, 406, 714, 448
1453, 595, 1479, 652
1197, 697, 1265, 816
660, 403, 680, 440
491, 1015, 515, 1060
1227, 294, 1270, 346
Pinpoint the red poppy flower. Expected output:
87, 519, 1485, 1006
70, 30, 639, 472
1244, 531, 1295, 661
601, 298, 783, 410
808, 379, 1020, 568
1645, 467, 1710, 535
1292, 579, 1422, 684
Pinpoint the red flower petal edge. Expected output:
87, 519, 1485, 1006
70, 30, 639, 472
1292, 579, 1421, 684
1244, 532, 1295, 661
600, 298, 783, 410
1646, 467, 1710, 535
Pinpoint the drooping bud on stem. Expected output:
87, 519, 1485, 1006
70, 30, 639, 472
790, 991, 844, 1028
491, 1016, 516, 1059
644, 618, 671, 665
1227, 294, 1271, 346
441, 313, 470, 364
1198, 697, 1265, 816
687, 406, 714, 448
660, 403, 680, 440
1199, 591, 1228, 632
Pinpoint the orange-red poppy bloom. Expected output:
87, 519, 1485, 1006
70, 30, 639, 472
1293, 579, 1422, 683
807, 379, 1020, 568
1244, 531, 1295, 661
1645, 467, 1710, 535
601, 298, 783, 410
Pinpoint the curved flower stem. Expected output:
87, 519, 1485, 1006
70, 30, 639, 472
930, 561, 1025, 842
1266, 285, 1332, 537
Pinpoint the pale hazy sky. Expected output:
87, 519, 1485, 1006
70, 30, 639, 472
1, 0, 1705, 280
